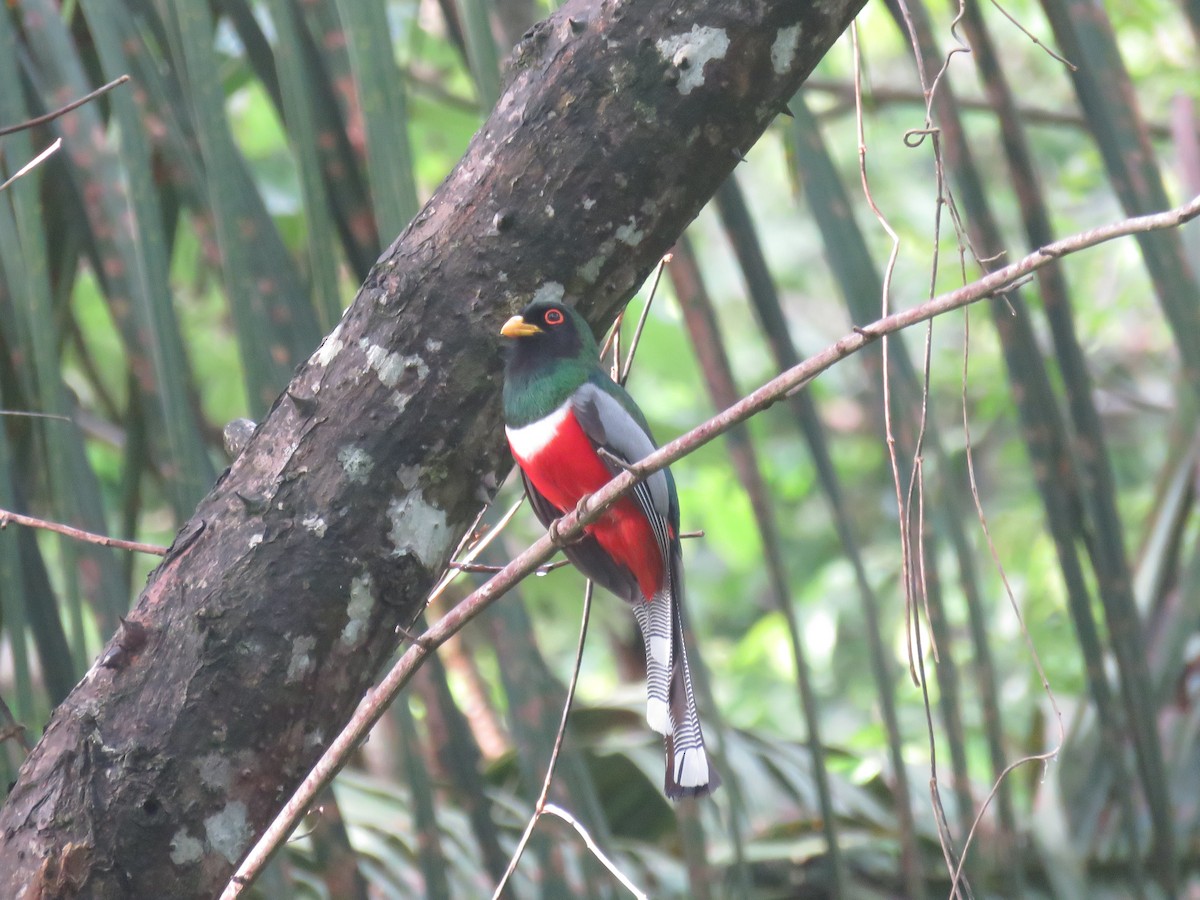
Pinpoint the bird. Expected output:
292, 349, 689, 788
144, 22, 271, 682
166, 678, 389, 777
499, 298, 719, 799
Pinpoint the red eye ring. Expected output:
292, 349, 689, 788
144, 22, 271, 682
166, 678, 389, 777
545, 308, 565, 325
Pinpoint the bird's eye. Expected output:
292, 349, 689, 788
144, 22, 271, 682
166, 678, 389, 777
544, 308, 565, 325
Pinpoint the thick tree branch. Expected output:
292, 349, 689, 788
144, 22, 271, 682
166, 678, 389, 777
229, 187, 1200, 895
0, 0, 866, 895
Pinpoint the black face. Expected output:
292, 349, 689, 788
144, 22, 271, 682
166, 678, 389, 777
521, 299, 572, 331
503, 299, 587, 370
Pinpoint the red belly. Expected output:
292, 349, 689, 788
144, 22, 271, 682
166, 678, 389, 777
511, 409, 663, 600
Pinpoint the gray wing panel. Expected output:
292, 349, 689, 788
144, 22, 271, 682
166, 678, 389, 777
571, 381, 671, 517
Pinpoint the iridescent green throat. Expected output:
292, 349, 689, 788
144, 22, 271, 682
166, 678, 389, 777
503, 357, 592, 427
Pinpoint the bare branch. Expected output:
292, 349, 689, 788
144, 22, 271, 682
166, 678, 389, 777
0, 74, 130, 137
0, 507, 167, 557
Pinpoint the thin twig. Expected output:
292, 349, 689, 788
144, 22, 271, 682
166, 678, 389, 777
0, 507, 166, 557
0, 139, 62, 193
449, 558, 569, 574
950, 309, 1064, 896
0, 75, 130, 137
0, 695, 32, 753
0, 410, 73, 422
597, 447, 636, 473
221, 191, 1200, 897
916, 616, 965, 894
852, 24, 915, 685
491, 581, 594, 899
605, 311, 624, 380
988, 0, 1076, 71
597, 250, 669, 383
893, 5, 978, 889
619, 253, 671, 385
446, 530, 700, 572
542, 805, 648, 899
802, 77, 1169, 139
423, 494, 526, 613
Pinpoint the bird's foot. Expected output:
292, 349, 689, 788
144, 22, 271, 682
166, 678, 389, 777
547, 516, 573, 548
549, 494, 592, 548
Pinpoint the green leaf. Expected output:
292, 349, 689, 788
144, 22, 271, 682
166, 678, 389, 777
331, 0, 419, 241
165, 1, 321, 414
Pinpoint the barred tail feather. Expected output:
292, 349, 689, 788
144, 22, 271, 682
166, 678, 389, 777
632, 594, 674, 736
664, 588, 719, 799
629, 538, 717, 798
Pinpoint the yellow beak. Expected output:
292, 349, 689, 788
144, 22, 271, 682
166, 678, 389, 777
500, 315, 542, 338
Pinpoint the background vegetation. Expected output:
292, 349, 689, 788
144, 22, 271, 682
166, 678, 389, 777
1, 0, 1198, 896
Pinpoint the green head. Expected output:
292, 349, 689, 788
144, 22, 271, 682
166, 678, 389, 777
500, 300, 601, 426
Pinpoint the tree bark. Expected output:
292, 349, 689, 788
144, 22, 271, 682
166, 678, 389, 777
0, 0, 865, 895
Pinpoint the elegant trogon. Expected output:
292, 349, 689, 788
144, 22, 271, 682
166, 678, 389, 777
500, 299, 718, 799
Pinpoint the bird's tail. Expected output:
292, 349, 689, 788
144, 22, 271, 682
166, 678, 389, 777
633, 581, 718, 799
632, 591, 673, 737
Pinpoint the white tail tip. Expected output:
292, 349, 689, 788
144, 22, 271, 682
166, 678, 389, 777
675, 747, 710, 789
646, 698, 672, 736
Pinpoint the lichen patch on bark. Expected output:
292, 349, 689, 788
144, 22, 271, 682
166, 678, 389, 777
615, 217, 645, 246
169, 829, 204, 866
340, 573, 375, 647
655, 25, 730, 95
337, 446, 374, 484
197, 754, 232, 792
300, 514, 327, 537
203, 801, 251, 864
286, 636, 317, 683
771, 24, 802, 74
387, 492, 451, 569
360, 339, 430, 389
311, 321, 344, 367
